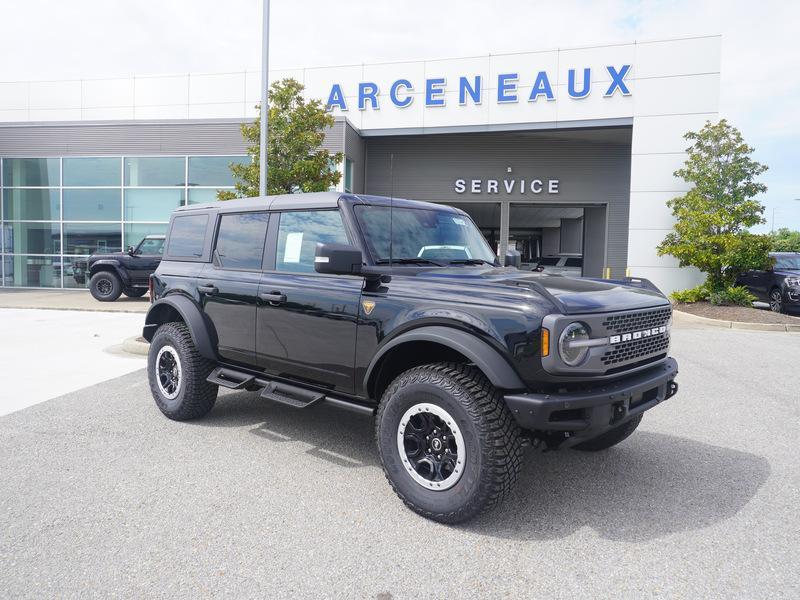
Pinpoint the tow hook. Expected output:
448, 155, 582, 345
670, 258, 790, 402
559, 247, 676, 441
666, 380, 679, 400
610, 401, 627, 425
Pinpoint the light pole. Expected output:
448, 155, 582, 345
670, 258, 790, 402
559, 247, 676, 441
259, 0, 270, 197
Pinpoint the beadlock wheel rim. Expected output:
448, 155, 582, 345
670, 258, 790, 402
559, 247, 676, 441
96, 278, 113, 296
156, 345, 182, 400
397, 402, 465, 491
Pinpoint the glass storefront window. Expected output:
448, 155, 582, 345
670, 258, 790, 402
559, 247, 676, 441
2, 158, 60, 187
188, 156, 248, 187
3, 222, 61, 254
188, 188, 231, 204
63, 157, 121, 187
124, 223, 168, 249
4, 255, 60, 287
124, 157, 185, 187
124, 189, 184, 221
2, 189, 60, 220
63, 189, 122, 221
63, 223, 122, 255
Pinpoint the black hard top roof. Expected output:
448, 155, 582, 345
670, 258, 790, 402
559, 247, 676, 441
173, 191, 463, 214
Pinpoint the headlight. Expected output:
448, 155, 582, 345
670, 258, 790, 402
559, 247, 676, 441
785, 276, 800, 288
558, 322, 590, 366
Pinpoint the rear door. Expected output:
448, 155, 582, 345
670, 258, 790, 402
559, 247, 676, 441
256, 209, 362, 394
200, 211, 269, 365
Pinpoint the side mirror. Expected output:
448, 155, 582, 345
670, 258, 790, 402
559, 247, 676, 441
314, 243, 363, 275
127, 246, 135, 255
504, 248, 521, 268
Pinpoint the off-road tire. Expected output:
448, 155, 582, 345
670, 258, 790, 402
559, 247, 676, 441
573, 414, 643, 451
148, 322, 218, 421
376, 362, 523, 523
123, 288, 147, 298
89, 271, 122, 302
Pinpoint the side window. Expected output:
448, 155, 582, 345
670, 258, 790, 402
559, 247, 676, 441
276, 210, 349, 273
167, 214, 209, 258
137, 238, 164, 255
215, 212, 269, 270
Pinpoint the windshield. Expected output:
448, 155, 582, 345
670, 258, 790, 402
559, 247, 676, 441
354, 205, 497, 265
136, 237, 164, 255
774, 255, 800, 270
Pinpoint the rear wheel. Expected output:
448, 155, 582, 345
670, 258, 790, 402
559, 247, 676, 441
573, 414, 642, 451
123, 288, 147, 298
376, 363, 523, 523
147, 322, 218, 420
89, 271, 122, 302
769, 288, 784, 313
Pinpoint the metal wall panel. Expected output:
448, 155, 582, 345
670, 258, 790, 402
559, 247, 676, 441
0, 118, 346, 157
364, 129, 631, 274
343, 121, 366, 194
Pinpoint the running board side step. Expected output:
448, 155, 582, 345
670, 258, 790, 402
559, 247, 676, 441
205, 367, 374, 416
207, 367, 256, 390
260, 381, 325, 409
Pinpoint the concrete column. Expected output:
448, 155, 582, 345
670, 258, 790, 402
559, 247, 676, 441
499, 201, 510, 264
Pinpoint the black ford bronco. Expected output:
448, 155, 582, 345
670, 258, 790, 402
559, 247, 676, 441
81, 235, 165, 302
143, 192, 679, 523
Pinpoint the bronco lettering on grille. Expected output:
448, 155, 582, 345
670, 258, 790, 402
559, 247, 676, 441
609, 325, 668, 345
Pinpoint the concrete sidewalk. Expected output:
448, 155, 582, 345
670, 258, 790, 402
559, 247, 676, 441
0, 289, 149, 313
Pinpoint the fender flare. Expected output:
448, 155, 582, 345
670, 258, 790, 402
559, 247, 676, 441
89, 259, 126, 280
142, 295, 217, 361
364, 325, 526, 393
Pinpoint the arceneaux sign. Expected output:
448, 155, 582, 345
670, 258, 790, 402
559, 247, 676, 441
327, 65, 631, 111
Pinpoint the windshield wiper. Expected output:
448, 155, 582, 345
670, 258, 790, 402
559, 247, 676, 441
448, 259, 494, 266
375, 257, 446, 267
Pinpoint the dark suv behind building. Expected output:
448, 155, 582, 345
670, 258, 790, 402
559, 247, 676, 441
143, 192, 679, 523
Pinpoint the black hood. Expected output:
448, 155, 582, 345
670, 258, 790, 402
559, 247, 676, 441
416, 267, 670, 314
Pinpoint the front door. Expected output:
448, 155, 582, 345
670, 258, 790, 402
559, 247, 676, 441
200, 211, 270, 365
257, 209, 362, 394
128, 237, 164, 287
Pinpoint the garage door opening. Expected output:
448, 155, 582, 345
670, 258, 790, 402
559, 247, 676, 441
508, 204, 607, 278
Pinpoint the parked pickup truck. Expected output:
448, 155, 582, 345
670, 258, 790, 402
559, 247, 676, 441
143, 192, 679, 523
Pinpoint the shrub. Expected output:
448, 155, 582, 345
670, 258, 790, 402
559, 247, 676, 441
670, 284, 710, 304
708, 286, 756, 307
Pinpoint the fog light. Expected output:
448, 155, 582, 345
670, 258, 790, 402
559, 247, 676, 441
558, 322, 590, 366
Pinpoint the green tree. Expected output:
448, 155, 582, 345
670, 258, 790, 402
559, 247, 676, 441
770, 228, 800, 252
219, 78, 342, 199
657, 119, 771, 290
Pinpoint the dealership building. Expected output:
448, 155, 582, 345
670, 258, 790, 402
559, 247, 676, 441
0, 35, 720, 293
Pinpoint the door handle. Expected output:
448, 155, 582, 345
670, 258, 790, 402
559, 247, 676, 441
259, 291, 287, 304
198, 283, 218, 295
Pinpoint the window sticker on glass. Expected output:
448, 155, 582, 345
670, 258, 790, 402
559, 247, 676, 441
452, 217, 467, 226
284, 232, 303, 263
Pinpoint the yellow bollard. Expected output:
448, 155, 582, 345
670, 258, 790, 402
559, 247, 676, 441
602, 267, 611, 279
625, 267, 631, 278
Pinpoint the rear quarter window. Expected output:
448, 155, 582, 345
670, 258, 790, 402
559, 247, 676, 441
166, 214, 209, 259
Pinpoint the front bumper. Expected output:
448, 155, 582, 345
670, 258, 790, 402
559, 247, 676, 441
504, 357, 678, 448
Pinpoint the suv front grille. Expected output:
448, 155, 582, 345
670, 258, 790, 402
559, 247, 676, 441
601, 307, 671, 335
601, 334, 670, 366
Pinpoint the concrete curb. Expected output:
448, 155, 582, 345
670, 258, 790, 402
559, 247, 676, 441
673, 308, 800, 332
0, 304, 147, 314
122, 336, 150, 356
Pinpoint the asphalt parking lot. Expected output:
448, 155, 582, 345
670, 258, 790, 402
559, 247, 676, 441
1, 326, 798, 598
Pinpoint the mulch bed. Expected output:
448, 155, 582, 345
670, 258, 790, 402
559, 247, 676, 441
674, 302, 800, 324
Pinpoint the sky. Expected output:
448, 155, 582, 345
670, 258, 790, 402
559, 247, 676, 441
1, 0, 798, 231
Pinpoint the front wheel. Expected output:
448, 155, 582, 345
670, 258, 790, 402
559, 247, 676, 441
89, 271, 122, 302
769, 289, 785, 314
376, 363, 523, 523
147, 322, 218, 420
